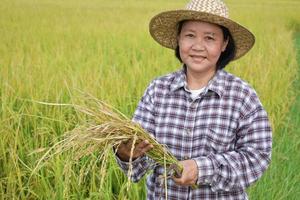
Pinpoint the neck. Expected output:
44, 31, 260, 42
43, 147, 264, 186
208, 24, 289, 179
186, 68, 216, 90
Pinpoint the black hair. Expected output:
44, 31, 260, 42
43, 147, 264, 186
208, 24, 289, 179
175, 20, 236, 69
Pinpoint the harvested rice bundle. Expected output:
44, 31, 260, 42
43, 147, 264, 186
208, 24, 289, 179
33, 93, 183, 186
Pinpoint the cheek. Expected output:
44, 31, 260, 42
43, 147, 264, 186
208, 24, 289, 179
207, 45, 224, 59
178, 43, 189, 58
179, 42, 190, 55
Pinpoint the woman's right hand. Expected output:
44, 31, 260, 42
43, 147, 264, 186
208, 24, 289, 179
115, 140, 153, 162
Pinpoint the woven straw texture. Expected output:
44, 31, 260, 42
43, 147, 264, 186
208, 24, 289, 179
149, 0, 255, 60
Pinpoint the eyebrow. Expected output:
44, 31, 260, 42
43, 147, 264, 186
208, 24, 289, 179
182, 29, 217, 36
204, 32, 216, 36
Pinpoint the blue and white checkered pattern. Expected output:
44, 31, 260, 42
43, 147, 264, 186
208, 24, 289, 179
116, 67, 272, 200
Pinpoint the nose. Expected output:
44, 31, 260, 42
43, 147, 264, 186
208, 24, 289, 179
192, 38, 205, 51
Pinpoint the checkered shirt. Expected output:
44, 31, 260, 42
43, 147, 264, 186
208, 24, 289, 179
116, 67, 272, 200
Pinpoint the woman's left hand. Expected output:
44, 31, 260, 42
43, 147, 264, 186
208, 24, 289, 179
172, 159, 198, 186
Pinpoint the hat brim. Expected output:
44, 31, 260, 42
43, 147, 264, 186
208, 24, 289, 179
149, 10, 255, 60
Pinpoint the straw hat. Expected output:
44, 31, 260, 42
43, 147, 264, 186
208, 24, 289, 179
149, 0, 255, 60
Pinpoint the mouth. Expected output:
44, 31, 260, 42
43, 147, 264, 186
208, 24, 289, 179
190, 55, 206, 63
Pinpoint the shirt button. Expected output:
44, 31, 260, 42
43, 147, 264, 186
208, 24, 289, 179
186, 129, 192, 135
190, 102, 196, 108
184, 155, 189, 160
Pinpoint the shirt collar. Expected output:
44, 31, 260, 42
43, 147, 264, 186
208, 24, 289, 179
170, 66, 226, 98
206, 69, 226, 98
170, 66, 187, 92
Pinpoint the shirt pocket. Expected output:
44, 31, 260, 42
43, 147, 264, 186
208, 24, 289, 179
206, 127, 235, 153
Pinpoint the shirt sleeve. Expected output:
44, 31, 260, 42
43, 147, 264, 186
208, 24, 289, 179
194, 94, 272, 192
115, 154, 155, 183
132, 80, 156, 136
115, 80, 157, 182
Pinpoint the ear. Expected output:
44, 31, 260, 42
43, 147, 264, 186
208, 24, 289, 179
221, 38, 229, 52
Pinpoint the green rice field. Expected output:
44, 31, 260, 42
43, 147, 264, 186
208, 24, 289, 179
0, 0, 299, 199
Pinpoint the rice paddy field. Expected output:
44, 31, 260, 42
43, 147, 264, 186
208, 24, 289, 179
0, 0, 300, 199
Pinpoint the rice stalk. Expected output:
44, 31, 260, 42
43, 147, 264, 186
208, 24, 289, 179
31, 92, 183, 195
63, 159, 72, 200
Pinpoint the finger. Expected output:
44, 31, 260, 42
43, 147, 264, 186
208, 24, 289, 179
140, 143, 153, 154
133, 143, 153, 158
172, 176, 183, 185
134, 145, 152, 156
172, 178, 191, 186
134, 140, 152, 152
140, 139, 154, 149
172, 176, 179, 182
137, 140, 150, 149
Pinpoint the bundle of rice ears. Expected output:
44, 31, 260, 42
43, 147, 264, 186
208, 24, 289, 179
33, 93, 183, 191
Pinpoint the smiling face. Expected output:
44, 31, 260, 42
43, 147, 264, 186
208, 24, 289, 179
178, 20, 228, 78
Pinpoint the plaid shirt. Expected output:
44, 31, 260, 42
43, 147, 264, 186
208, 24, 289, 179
116, 68, 272, 200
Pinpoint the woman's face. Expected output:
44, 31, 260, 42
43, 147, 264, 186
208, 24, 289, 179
178, 20, 228, 75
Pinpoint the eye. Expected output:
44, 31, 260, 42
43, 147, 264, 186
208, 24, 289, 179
185, 33, 195, 38
205, 36, 215, 41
